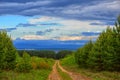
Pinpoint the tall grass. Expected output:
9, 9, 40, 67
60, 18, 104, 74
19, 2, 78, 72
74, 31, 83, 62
0, 69, 50, 80
0, 58, 55, 80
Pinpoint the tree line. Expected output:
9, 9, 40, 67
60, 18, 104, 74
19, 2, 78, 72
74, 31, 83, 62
17, 50, 73, 59
75, 16, 120, 71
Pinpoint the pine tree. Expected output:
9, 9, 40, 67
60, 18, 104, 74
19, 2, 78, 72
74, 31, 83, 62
4, 36, 17, 70
75, 40, 93, 68
112, 15, 120, 71
75, 15, 120, 71
87, 32, 106, 71
0, 31, 17, 70
87, 16, 120, 71
0, 31, 5, 71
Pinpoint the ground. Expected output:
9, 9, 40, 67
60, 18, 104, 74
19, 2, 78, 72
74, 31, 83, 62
48, 61, 90, 80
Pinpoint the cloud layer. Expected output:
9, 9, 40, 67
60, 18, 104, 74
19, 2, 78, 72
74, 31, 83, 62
0, 0, 119, 41
6, 16, 106, 40
0, 0, 120, 23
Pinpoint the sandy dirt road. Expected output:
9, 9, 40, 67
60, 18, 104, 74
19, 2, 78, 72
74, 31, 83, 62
48, 61, 62, 80
48, 61, 91, 80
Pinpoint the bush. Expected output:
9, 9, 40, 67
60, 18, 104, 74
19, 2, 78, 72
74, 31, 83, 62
31, 57, 51, 70
39, 62, 50, 69
15, 52, 32, 72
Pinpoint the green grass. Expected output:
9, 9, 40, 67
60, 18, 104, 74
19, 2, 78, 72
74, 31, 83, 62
61, 54, 120, 80
0, 69, 51, 80
56, 63, 72, 80
0, 58, 55, 80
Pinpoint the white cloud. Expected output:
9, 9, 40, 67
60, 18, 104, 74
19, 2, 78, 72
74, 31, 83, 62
58, 36, 82, 41
20, 35, 98, 41
57, 36, 98, 41
29, 16, 60, 24
58, 19, 107, 32
11, 16, 109, 40
20, 35, 47, 40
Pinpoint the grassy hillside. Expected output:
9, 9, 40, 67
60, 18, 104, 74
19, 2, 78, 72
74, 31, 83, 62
61, 54, 120, 80
0, 58, 55, 80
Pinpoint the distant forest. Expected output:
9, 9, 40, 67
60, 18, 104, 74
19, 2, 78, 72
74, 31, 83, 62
18, 50, 73, 59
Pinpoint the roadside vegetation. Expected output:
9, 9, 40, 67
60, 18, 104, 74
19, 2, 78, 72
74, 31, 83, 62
0, 31, 54, 80
61, 55, 120, 80
61, 16, 120, 80
74, 16, 120, 71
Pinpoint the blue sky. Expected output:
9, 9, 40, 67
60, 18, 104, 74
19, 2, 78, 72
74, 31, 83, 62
0, 0, 120, 41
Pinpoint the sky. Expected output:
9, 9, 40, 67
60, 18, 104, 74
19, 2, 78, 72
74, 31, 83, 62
0, 0, 120, 41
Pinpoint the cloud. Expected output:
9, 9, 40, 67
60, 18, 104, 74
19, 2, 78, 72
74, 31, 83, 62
20, 34, 98, 41
36, 29, 54, 35
81, 31, 101, 36
0, 0, 119, 24
61, 0, 120, 22
68, 34, 80, 36
57, 36, 98, 41
90, 23, 106, 26
58, 19, 108, 32
16, 22, 60, 27
15, 16, 62, 27
36, 31, 45, 35
8, 16, 109, 40
29, 16, 55, 24
20, 35, 47, 40
16, 23, 36, 27
57, 36, 82, 41
40, 23, 61, 26
0, 28, 17, 32
89, 21, 106, 26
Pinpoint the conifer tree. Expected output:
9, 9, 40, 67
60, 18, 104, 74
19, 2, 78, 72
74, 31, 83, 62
75, 40, 93, 67
0, 31, 17, 70
112, 15, 120, 71
0, 31, 5, 70
75, 15, 120, 71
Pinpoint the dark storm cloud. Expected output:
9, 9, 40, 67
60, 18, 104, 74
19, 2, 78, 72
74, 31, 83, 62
0, 0, 120, 24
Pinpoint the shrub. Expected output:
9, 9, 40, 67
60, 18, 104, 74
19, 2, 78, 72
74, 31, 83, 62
15, 52, 32, 72
39, 62, 50, 69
